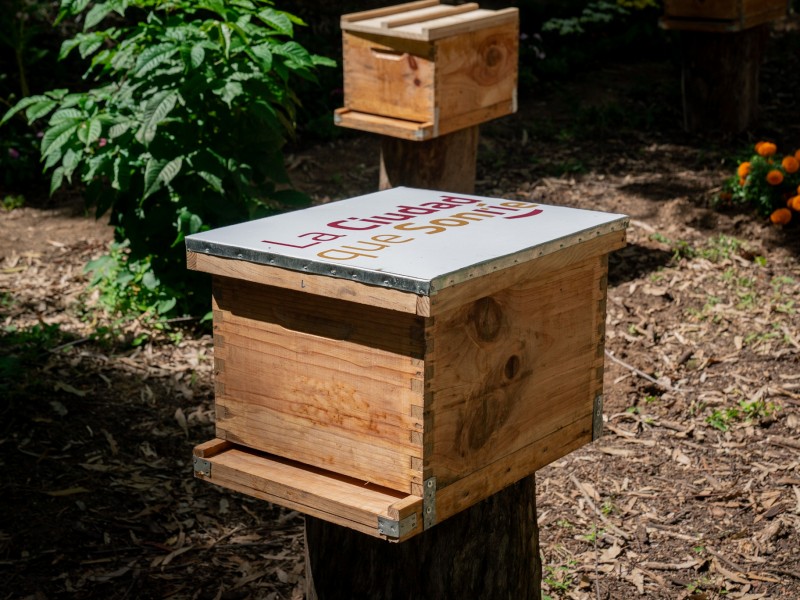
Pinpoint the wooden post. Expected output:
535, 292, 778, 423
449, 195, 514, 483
679, 25, 769, 132
305, 476, 541, 600
378, 125, 480, 194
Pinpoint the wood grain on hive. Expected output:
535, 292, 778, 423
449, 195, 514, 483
335, 0, 518, 140
187, 187, 628, 541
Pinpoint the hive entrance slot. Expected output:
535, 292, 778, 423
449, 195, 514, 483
371, 47, 407, 60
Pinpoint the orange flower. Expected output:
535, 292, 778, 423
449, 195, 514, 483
737, 161, 751, 177
782, 156, 800, 174
770, 208, 792, 225
795, 149, 800, 161
756, 141, 777, 157
766, 169, 784, 185
791, 196, 800, 212
739, 177, 747, 186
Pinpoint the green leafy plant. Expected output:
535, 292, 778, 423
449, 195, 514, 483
2, 194, 25, 211
2, 0, 334, 318
542, 563, 576, 594
542, 1, 657, 36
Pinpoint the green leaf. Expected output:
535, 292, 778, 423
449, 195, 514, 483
41, 120, 80, 157
190, 44, 205, 68
85, 119, 103, 146
50, 166, 65, 196
1, 95, 49, 125
274, 41, 313, 67
230, 0, 257, 10
134, 43, 178, 77
200, 0, 226, 17
84, 3, 113, 30
250, 43, 273, 70
108, 121, 133, 138
197, 170, 223, 192
48, 108, 84, 125
62, 148, 82, 180
158, 156, 183, 187
312, 55, 337, 68
257, 8, 293, 36
44, 149, 63, 171
143, 158, 166, 199
218, 81, 243, 105
142, 270, 159, 290
156, 297, 177, 314
112, 153, 129, 191
24, 100, 60, 122
219, 23, 232, 58
79, 35, 104, 59
136, 90, 179, 145
143, 156, 183, 199
59, 37, 82, 60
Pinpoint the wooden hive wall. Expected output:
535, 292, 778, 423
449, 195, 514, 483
212, 276, 426, 493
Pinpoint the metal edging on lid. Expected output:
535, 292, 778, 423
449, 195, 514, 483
186, 217, 628, 297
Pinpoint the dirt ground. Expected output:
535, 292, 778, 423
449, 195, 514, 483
2, 17, 800, 600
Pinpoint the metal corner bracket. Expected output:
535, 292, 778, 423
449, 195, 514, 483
423, 477, 436, 530
193, 456, 211, 477
592, 395, 604, 441
378, 513, 417, 539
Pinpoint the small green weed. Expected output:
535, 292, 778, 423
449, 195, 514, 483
706, 407, 739, 431
707, 399, 780, 431
1, 194, 24, 211
581, 525, 604, 543
543, 563, 577, 594
699, 235, 742, 262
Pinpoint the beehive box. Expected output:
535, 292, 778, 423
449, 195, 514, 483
334, 1, 518, 140
187, 188, 628, 541
661, 0, 787, 31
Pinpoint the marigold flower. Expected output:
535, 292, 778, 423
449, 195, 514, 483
791, 196, 800, 212
766, 169, 784, 185
756, 141, 777, 157
795, 149, 800, 161
770, 207, 792, 225
737, 162, 750, 177
782, 156, 799, 174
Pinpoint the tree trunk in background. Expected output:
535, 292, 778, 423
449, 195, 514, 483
680, 25, 768, 133
305, 475, 541, 600
379, 126, 480, 194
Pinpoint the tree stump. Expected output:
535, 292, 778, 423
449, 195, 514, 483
378, 125, 480, 194
680, 25, 769, 133
305, 475, 541, 600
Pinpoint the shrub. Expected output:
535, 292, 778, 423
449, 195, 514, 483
2, 0, 334, 318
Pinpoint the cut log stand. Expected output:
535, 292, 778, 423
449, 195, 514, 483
661, 0, 787, 132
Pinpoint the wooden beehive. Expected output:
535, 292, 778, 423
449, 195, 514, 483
334, 1, 518, 140
187, 188, 628, 541
661, 0, 787, 31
